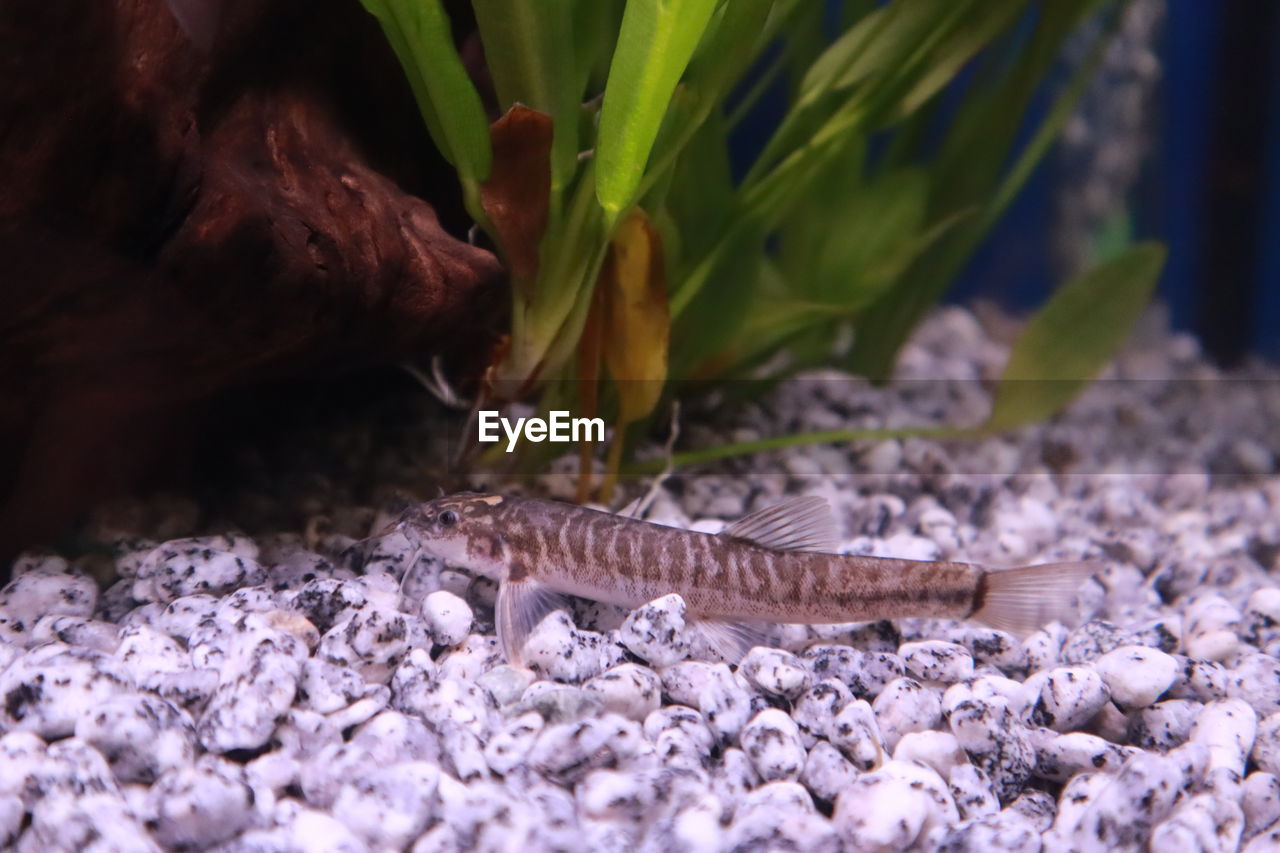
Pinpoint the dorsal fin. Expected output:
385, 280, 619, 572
721, 496, 839, 553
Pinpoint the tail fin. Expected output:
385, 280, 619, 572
973, 561, 1101, 639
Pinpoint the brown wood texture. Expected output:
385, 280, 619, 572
0, 0, 505, 562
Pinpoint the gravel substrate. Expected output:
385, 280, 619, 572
3, 306, 1280, 852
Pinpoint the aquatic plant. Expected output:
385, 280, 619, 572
358, 0, 1165, 494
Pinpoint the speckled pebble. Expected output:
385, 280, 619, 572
947, 698, 1036, 802
0, 646, 131, 738
484, 711, 544, 775
894, 729, 968, 779
619, 594, 692, 667
19, 792, 159, 853
420, 590, 473, 647
739, 708, 806, 782
829, 698, 886, 771
948, 763, 999, 821
135, 536, 266, 604
739, 646, 810, 698
1028, 665, 1110, 732
1042, 752, 1183, 850
316, 605, 415, 682
1149, 791, 1244, 852
1242, 772, 1280, 841
661, 661, 754, 742
1128, 698, 1203, 751
901, 641, 975, 684
873, 677, 942, 751
1227, 653, 1280, 716
1059, 620, 1134, 664
144, 757, 255, 850
1094, 644, 1179, 710
331, 761, 439, 850
198, 622, 305, 753
833, 759, 959, 852
521, 610, 609, 683
1192, 698, 1258, 775
583, 663, 662, 721
1032, 730, 1134, 782
728, 780, 839, 852
791, 678, 853, 746
0, 568, 99, 639
1168, 656, 1231, 702
75, 693, 197, 784
801, 740, 858, 802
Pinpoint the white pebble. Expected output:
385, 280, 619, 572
1028, 665, 1110, 732
833, 760, 958, 852
739, 647, 810, 699
1094, 644, 1179, 710
1254, 712, 1280, 776
873, 677, 942, 751
739, 708, 806, 782
620, 594, 691, 667
893, 729, 967, 779
1242, 772, 1280, 840
829, 699, 887, 771
1228, 653, 1280, 716
900, 641, 974, 684
420, 590, 473, 647
801, 741, 858, 802
583, 663, 662, 721
1192, 698, 1258, 775
791, 678, 853, 746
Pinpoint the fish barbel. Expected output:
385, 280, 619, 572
397, 492, 1097, 664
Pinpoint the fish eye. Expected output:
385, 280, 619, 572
438, 510, 459, 528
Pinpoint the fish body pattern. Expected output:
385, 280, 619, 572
398, 492, 1097, 664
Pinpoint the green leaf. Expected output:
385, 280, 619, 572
595, 0, 719, 221
984, 243, 1166, 432
847, 0, 1120, 379
472, 0, 579, 193
891, 1, 1025, 118
359, 0, 492, 186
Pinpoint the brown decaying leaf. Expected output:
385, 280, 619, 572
479, 104, 553, 289
602, 208, 669, 426
598, 208, 669, 501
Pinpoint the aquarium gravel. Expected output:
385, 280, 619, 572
3, 307, 1280, 852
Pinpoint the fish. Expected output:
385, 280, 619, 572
396, 492, 1098, 665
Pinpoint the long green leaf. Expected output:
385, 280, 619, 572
472, 0, 578, 193
359, 0, 492, 187
984, 243, 1166, 431
595, 0, 719, 221
847, 0, 1122, 379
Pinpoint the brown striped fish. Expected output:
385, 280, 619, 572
396, 492, 1097, 665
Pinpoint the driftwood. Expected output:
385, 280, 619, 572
0, 0, 504, 562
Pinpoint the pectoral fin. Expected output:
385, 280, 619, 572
695, 619, 779, 664
495, 575, 570, 666
722, 496, 839, 553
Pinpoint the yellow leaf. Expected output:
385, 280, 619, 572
601, 208, 669, 426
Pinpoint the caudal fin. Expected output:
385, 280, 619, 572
973, 561, 1101, 639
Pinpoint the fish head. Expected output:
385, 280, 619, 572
397, 492, 510, 580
